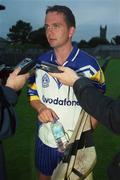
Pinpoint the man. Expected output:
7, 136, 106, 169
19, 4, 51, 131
49, 66, 120, 134
28, 5, 105, 180
0, 68, 29, 180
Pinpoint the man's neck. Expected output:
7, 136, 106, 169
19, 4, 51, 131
54, 43, 73, 65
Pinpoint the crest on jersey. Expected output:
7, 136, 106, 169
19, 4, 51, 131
42, 73, 50, 88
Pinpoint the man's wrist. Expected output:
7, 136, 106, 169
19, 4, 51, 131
38, 104, 46, 114
73, 76, 80, 85
5, 83, 15, 90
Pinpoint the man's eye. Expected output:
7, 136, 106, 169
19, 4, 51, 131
44, 24, 61, 31
53, 24, 58, 28
53, 24, 60, 28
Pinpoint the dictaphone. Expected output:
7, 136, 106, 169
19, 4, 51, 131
39, 61, 63, 73
16, 58, 36, 75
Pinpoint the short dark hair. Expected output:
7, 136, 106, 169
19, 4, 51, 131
46, 5, 76, 28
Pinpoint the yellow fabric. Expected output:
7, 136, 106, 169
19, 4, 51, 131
90, 69, 105, 84
29, 95, 40, 101
28, 82, 37, 90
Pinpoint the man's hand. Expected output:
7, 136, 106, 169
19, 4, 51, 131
49, 66, 79, 86
38, 106, 59, 123
5, 68, 30, 91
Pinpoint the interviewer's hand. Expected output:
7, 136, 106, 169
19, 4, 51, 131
49, 66, 79, 86
5, 67, 30, 91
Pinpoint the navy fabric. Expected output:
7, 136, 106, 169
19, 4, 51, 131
0, 86, 17, 140
0, 86, 18, 180
35, 137, 63, 176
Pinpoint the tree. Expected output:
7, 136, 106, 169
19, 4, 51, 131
88, 37, 109, 47
78, 40, 89, 49
111, 35, 120, 45
28, 27, 50, 48
0, 4, 5, 10
7, 20, 32, 43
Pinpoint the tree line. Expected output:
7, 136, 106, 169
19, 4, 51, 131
7, 20, 120, 49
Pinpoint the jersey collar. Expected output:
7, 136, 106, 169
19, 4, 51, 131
51, 42, 79, 66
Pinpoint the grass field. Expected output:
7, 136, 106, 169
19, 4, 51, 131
3, 58, 120, 180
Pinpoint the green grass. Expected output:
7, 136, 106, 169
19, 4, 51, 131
3, 58, 120, 180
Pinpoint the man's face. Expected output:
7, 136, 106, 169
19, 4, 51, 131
45, 11, 75, 49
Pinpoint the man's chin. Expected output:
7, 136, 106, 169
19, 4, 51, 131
48, 40, 57, 47
49, 44, 56, 48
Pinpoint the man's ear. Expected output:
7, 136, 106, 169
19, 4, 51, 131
69, 27, 75, 38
